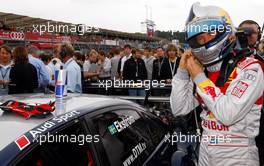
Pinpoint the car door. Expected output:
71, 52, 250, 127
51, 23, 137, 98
84, 106, 156, 166
84, 105, 174, 166
139, 111, 177, 166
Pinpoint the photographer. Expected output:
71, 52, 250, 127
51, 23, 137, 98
238, 20, 264, 62
170, 2, 264, 166
238, 20, 261, 50
239, 20, 264, 166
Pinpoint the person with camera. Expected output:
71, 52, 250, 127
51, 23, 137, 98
238, 20, 261, 50
239, 19, 264, 166
238, 20, 264, 61
170, 2, 264, 166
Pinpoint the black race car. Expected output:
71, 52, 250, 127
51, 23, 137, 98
0, 93, 180, 166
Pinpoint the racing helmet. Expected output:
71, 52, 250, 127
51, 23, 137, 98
185, 2, 235, 66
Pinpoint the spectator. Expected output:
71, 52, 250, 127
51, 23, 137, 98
83, 49, 100, 82
152, 47, 165, 80
47, 47, 63, 85
59, 43, 82, 93
123, 48, 147, 96
159, 44, 181, 83
153, 49, 158, 59
0, 45, 12, 95
117, 48, 124, 78
108, 49, 114, 59
98, 50, 111, 80
39, 53, 53, 84
110, 48, 121, 80
28, 45, 50, 91
48, 47, 63, 72
28, 45, 41, 59
143, 47, 155, 80
8, 46, 38, 94
73, 51, 85, 70
74, 51, 85, 84
120, 44, 132, 78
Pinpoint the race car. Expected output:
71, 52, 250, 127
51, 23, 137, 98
0, 93, 178, 166
0, 100, 55, 119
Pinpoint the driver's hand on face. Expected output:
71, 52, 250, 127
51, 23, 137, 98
179, 49, 193, 70
181, 32, 213, 79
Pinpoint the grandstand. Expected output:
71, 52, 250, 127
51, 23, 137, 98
0, 12, 162, 52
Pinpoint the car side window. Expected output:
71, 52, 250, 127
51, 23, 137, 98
17, 122, 95, 166
92, 109, 155, 166
139, 112, 168, 146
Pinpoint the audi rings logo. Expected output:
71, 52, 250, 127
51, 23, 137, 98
10, 32, 25, 40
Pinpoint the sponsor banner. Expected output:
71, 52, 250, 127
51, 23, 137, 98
0, 31, 25, 41
0, 30, 78, 43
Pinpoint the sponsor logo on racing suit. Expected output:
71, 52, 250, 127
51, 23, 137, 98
198, 79, 220, 101
231, 81, 249, 98
202, 111, 229, 131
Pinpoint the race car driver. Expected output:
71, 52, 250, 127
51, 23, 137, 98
170, 2, 264, 166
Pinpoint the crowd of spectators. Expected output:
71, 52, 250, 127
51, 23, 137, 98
0, 37, 263, 97
0, 42, 183, 96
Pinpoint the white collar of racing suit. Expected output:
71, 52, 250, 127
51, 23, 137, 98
206, 61, 223, 72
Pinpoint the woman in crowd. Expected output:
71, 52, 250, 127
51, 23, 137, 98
8, 46, 38, 94
159, 44, 181, 83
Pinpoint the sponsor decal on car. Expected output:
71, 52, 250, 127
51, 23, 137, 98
123, 142, 147, 166
108, 124, 118, 135
108, 116, 136, 135
15, 135, 30, 150
29, 110, 80, 138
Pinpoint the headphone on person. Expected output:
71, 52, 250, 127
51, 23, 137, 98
239, 20, 262, 41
